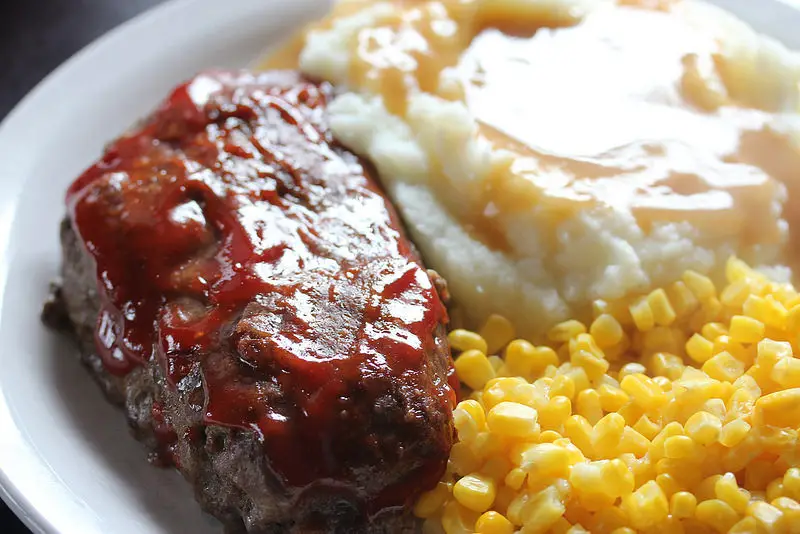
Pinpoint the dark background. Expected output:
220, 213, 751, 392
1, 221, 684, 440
0, 1, 163, 531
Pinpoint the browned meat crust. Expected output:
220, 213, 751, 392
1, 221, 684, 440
44, 70, 455, 533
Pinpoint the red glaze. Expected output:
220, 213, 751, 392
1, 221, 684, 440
66, 71, 455, 507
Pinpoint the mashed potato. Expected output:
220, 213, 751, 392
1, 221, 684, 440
297, 0, 800, 340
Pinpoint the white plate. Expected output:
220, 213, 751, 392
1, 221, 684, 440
0, 1, 798, 533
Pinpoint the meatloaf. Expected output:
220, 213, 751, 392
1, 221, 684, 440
43, 70, 456, 533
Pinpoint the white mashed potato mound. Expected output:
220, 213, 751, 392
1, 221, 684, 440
300, 0, 800, 339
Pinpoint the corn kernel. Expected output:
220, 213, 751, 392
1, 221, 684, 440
633, 415, 662, 441
549, 517, 572, 534
475, 511, 514, 534
727, 516, 758, 534
620, 374, 668, 411
755, 388, 800, 428
455, 350, 496, 390
592, 413, 625, 457
683, 270, 716, 300
721, 280, 751, 308
746, 459, 778, 492
483, 377, 527, 410
571, 350, 609, 382
569, 461, 605, 493
481, 456, 513, 482
729, 315, 766, 344
449, 329, 489, 355
487, 402, 539, 438
415, 483, 451, 518
516, 443, 571, 478
550, 374, 576, 400
539, 430, 562, 443
663, 435, 694, 459
684, 411, 722, 445
618, 362, 647, 381
649, 352, 685, 380
630, 297, 655, 332
686, 334, 715, 364
570, 333, 602, 356
783, 468, 800, 500
621, 480, 669, 529
520, 486, 566, 533
772, 496, 800, 523
702, 351, 745, 382
771, 357, 800, 388
489, 356, 505, 373
695, 499, 739, 533
668, 280, 701, 317
590, 314, 624, 348
671, 491, 697, 518
564, 415, 595, 457
495, 486, 516, 516
453, 473, 496, 513
450, 442, 482, 475
725, 256, 754, 283
597, 384, 629, 412
702, 322, 728, 341
561, 364, 592, 394
743, 294, 768, 322
504, 340, 537, 377
505, 468, 527, 490
715, 473, 750, 514
747, 501, 784, 531
453, 400, 486, 442
548, 320, 587, 343
479, 315, 516, 355
441, 500, 479, 534
648, 288, 677, 326
576, 389, 603, 425
605, 458, 636, 496
719, 419, 751, 448
767, 479, 785, 502
539, 396, 572, 431
758, 339, 793, 365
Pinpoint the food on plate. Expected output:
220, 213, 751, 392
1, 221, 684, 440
296, 0, 800, 339
43, 0, 800, 532
46, 70, 456, 533
418, 258, 800, 533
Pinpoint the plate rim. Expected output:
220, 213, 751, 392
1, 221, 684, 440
0, 0, 799, 532
0, 1, 242, 532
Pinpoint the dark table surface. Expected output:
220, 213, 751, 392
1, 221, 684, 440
0, 1, 164, 530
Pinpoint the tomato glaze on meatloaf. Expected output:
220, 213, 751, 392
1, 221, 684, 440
44, 70, 456, 533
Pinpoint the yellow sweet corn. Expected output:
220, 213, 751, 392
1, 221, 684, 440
729, 315, 766, 344
548, 320, 587, 343
487, 402, 539, 438
695, 499, 739, 532
422, 260, 800, 534
630, 297, 656, 332
449, 329, 489, 355
590, 313, 624, 348
475, 511, 514, 534
455, 350, 496, 390
480, 314, 517, 355
453, 473, 497, 513
670, 491, 697, 518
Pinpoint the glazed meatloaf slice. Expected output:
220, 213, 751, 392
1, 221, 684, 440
44, 70, 456, 533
